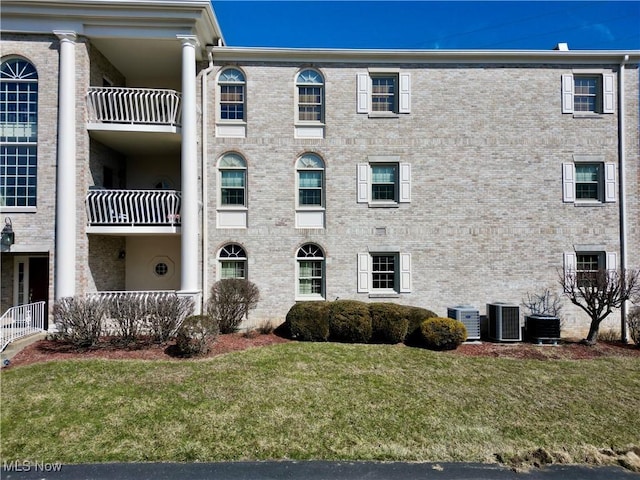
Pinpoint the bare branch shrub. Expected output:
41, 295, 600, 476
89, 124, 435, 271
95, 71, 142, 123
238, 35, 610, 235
207, 279, 260, 334
522, 288, 563, 317
628, 306, 640, 347
52, 296, 105, 349
148, 295, 194, 343
107, 295, 148, 344
559, 268, 640, 345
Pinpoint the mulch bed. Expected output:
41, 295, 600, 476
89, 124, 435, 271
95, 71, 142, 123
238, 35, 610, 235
452, 339, 640, 361
4, 333, 639, 369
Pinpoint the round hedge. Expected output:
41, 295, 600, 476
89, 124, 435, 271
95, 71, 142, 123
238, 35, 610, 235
403, 306, 439, 343
419, 317, 467, 350
369, 302, 409, 344
285, 302, 330, 342
328, 300, 372, 343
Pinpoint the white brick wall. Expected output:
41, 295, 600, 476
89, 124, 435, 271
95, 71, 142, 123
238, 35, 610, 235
206, 61, 639, 337
2, 32, 637, 339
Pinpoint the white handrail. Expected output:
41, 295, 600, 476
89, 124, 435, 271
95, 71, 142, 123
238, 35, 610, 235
86, 189, 181, 226
1, 302, 46, 352
87, 87, 182, 126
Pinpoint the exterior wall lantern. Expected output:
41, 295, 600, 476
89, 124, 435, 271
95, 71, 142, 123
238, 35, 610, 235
1, 217, 15, 252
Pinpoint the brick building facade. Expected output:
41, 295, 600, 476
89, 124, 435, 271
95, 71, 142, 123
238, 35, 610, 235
1, 1, 638, 338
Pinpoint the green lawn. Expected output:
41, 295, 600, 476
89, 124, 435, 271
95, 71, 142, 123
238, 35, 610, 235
1, 342, 639, 465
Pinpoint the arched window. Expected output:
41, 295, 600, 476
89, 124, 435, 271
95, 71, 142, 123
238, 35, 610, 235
218, 244, 247, 279
296, 69, 323, 123
218, 68, 245, 121
296, 153, 324, 208
296, 243, 325, 299
1, 58, 38, 208
218, 153, 247, 207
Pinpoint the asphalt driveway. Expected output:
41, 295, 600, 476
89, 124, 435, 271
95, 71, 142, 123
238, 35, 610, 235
2, 461, 638, 480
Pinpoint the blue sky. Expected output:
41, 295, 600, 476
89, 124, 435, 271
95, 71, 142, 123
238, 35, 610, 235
213, 1, 640, 50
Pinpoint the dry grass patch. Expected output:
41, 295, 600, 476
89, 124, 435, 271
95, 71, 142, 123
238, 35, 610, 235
1, 342, 639, 468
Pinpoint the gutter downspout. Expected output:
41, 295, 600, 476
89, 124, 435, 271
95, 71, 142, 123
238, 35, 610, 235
618, 55, 629, 342
201, 49, 216, 313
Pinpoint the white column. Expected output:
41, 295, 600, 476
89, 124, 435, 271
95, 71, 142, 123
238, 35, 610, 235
53, 31, 77, 300
178, 35, 200, 296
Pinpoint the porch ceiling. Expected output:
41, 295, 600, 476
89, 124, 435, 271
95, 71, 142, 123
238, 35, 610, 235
90, 38, 184, 88
88, 129, 181, 156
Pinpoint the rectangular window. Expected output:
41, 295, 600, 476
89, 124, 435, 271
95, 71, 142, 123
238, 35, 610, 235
298, 171, 323, 206
358, 252, 411, 294
220, 170, 245, 206
371, 76, 396, 113
564, 251, 617, 291
298, 86, 322, 121
562, 160, 615, 204
576, 253, 602, 287
220, 85, 244, 120
220, 260, 246, 279
372, 254, 396, 290
357, 72, 410, 115
0, 144, 37, 207
299, 260, 323, 295
561, 73, 614, 114
575, 164, 600, 200
574, 77, 598, 113
357, 161, 410, 205
371, 165, 397, 201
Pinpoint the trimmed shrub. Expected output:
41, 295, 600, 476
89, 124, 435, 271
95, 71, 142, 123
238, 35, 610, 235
207, 279, 260, 333
285, 302, 330, 342
369, 303, 409, 344
404, 306, 439, 344
419, 317, 467, 351
52, 296, 105, 349
628, 306, 640, 347
174, 314, 219, 356
328, 300, 372, 343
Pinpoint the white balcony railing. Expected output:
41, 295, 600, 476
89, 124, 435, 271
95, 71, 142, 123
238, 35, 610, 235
87, 87, 182, 126
89, 290, 177, 304
1, 302, 46, 352
86, 189, 181, 226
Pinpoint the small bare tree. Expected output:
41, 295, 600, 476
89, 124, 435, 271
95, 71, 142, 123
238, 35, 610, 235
559, 268, 640, 345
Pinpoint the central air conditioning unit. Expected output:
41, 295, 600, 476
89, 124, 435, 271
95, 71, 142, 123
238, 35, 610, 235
447, 306, 480, 340
486, 302, 521, 341
525, 314, 561, 344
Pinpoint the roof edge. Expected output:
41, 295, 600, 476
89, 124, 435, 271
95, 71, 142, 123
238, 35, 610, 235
210, 46, 640, 64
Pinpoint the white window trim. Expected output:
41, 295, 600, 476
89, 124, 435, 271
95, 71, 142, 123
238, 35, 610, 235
217, 244, 248, 281
295, 68, 325, 126
216, 67, 247, 138
357, 70, 411, 115
561, 71, 615, 115
295, 244, 326, 300
357, 251, 411, 295
564, 250, 617, 283
357, 161, 411, 206
562, 157, 616, 204
217, 67, 247, 123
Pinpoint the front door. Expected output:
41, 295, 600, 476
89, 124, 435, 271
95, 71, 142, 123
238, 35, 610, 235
29, 257, 49, 329
14, 256, 49, 329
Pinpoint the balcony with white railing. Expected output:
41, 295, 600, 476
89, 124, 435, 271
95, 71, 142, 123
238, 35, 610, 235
87, 87, 182, 133
86, 189, 181, 234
